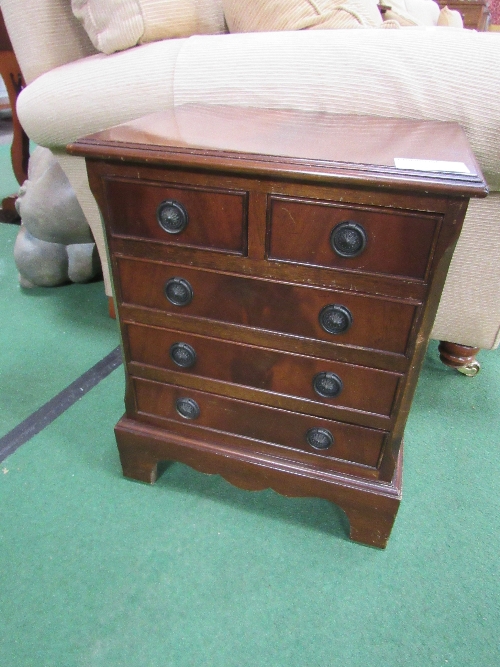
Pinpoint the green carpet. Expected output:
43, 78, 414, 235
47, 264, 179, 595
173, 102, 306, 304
0, 218, 499, 665
0, 224, 119, 436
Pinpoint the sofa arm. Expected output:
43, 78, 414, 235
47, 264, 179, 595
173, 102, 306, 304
0, 0, 96, 84
175, 29, 500, 192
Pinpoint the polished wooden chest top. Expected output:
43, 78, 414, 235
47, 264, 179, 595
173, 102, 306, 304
70, 105, 487, 548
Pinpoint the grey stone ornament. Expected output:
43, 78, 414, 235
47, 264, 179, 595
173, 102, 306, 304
13, 146, 100, 287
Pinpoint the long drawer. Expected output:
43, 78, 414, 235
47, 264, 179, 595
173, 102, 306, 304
117, 258, 418, 355
125, 323, 402, 418
131, 378, 387, 469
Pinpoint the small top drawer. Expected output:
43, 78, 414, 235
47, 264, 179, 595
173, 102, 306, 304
104, 177, 248, 254
268, 196, 439, 280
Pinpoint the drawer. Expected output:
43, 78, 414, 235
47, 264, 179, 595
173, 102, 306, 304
104, 177, 248, 254
132, 378, 386, 469
268, 196, 439, 280
117, 258, 418, 355
126, 323, 401, 417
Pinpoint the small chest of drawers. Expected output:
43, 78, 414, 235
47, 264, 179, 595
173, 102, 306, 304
70, 106, 487, 548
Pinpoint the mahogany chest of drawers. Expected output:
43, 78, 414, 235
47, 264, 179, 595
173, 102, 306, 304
70, 106, 487, 547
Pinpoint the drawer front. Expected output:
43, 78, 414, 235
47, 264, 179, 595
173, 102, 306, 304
126, 323, 401, 417
117, 258, 418, 355
104, 178, 248, 254
132, 378, 386, 469
268, 196, 439, 280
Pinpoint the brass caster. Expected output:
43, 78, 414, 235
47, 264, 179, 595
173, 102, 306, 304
456, 360, 481, 377
438, 342, 481, 377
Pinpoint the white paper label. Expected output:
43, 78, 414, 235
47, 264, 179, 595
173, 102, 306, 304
394, 158, 471, 174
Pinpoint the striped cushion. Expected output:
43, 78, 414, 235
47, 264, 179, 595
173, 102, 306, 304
71, 0, 227, 54
223, 0, 384, 32
436, 6, 464, 28
1, 0, 98, 85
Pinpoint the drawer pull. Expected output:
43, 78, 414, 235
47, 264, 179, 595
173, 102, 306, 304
313, 371, 343, 398
165, 277, 193, 306
169, 342, 197, 368
306, 427, 334, 450
319, 304, 353, 335
331, 221, 367, 258
175, 397, 200, 420
156, 199, 189, 234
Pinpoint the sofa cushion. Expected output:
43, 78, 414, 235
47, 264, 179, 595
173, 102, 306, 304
222, 0, 385, 32
71, 0, 227, 54
437, 5, 464, 27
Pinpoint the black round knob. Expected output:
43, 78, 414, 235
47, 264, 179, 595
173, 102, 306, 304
306, 427, 334, 450
170, 342, 197, 368
164, 277, 193, 306
175, 397, 200, 420
313, 372, 343, 398
319, 304, 353, 335
157, 199, 188, 234
331, 221, 367, 258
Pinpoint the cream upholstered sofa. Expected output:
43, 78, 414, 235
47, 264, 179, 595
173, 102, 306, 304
1, 0, 499, 373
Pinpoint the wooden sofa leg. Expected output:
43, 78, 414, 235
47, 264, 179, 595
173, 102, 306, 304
438, 341, 481, 376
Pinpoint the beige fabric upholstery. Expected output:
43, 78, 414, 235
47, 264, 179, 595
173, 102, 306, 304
431, 194, 500, 349
17, 38, 184, 146
72, 0, 226, 55
140, 0, 226, 41
222, 0, 384, 32
0, 0, 97, 83
53, 151, 113, 296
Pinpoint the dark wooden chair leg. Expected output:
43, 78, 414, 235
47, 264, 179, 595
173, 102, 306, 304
438, 341, 481, 376
0, 196, 20, 223
108, 296, 116, 319
0, 9, 30, 224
